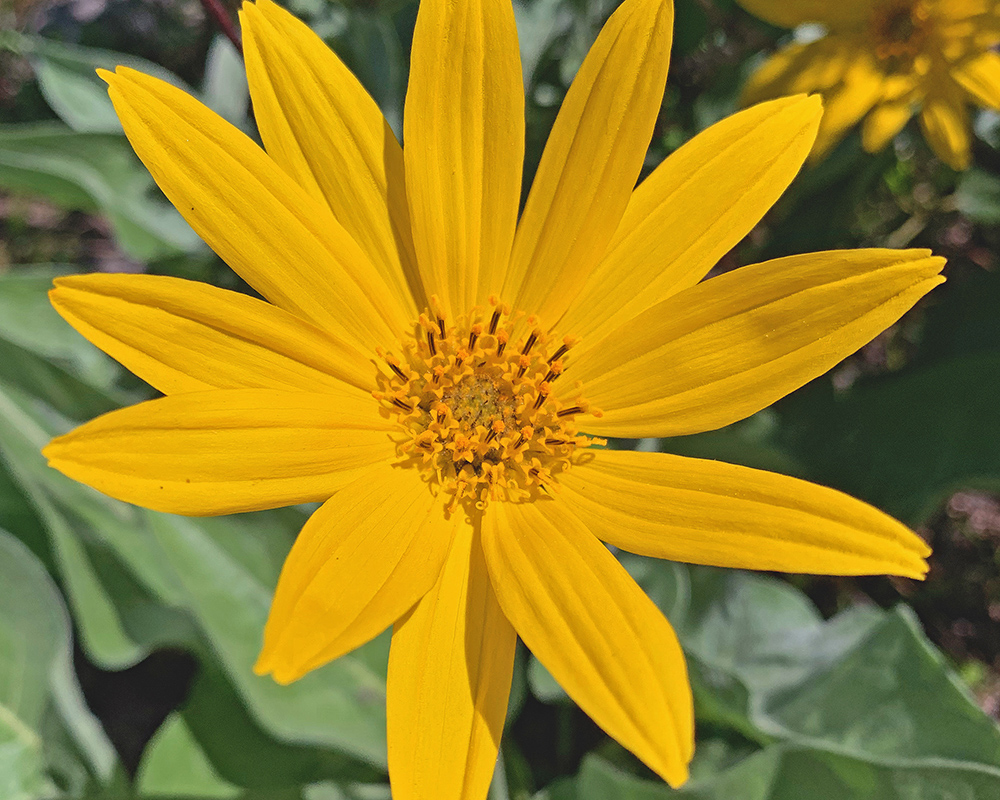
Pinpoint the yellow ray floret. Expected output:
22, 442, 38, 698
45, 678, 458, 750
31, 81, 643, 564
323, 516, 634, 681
737, 0, 1000, 168
43, 0, 947, 796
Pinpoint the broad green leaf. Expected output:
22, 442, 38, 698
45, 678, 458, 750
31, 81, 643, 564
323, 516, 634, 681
955, 168, 1000, 225
180, 659, 385, 788
0, 528, 116, 797
0, 706, 47, 800
0, 532, 60, 800
527, 560, 1000, 785
514, 0, 573, 85
561, 748, 1000, 800
322, 10, 407, 135
0, 381, 162, 669
3, 31, 198, 133
304, 781, 391, 800
202, 36, 250, 127
0, 123, 202, 260
0, 296, 391, 767
135, 713, 239, 798
0, 266, 127, 420
146, 512, 390, 767
761, 606, 1000, 765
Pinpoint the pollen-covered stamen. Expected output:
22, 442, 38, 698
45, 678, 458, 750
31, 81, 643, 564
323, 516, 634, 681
373, 302, 603, 509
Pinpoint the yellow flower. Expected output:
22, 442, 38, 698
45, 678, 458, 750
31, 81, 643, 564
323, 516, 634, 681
43, 0, 943, 794
737, 0, 1000, 169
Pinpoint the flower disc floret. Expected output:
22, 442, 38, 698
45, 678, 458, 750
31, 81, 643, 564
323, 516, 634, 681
374, 298, 603, 510
872, 1, 932, 64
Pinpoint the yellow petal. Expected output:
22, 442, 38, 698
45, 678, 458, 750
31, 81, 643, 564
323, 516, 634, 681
504, 0, 673, 324
50, 274, 376, 395
99, 67, 411, 349
241, 0, 423, 313
483, 500, 693, 788
573, 249, 945, 438
953, 50, 1000, 110
919, 93, 971, 170
560, 450, 930, 579
734, 0, 870, 29
403, 0, 523, 314
43, 389, 395, 515
861, 100, 914, 153
557, 95, 822, 343
255, 463, 456, 684
388, 522, 516, 800
741, 37, 852, 108
809, 52, 884, 161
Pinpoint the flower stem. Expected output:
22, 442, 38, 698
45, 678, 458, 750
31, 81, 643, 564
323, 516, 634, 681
199, 0, 243, 57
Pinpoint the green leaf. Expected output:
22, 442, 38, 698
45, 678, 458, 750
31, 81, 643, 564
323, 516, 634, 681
0, 381, 160, 669
6, 32, 196, 134
0, 377, 391, 770
514, 0, 573, 86
761, 606, 1000, 765
529, 560, 1000, 791
0, 123, 202, 261
0, 528, 117, 797
0, 265, 127, 420
955, 168, 1000, 225
145, 512, 391, 768
0, 531, 61, 800
565, 747, 1000, 800
202, 35, 250, 128
136, 713, 240, 798
324, 10, 407, 136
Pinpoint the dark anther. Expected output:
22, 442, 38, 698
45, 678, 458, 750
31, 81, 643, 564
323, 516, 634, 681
522, 331, 538, 355
484, 429, 498, 444
427, 330, 436, 356
489, 309, 501, 335
437, 318, 446, 338
557, 406, 583, 417
543, 369, 560, 383
388, 361, 406, 381
545, 437, 570, 446
468, 330, 478, 349
532, 394, 547, 410
497, 340, 507, 356
391, 397, 413, 412
548, 343, 569, 363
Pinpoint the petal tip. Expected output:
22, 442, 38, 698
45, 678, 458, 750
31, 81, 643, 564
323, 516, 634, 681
252, 651, 273, 677
255, 641, 305, 684
662, 762, 690, 790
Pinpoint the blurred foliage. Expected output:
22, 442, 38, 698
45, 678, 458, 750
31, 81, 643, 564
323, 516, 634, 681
1, 0, 1000, 798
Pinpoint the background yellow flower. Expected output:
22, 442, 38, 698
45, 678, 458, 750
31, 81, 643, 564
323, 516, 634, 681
737, 0, 1000, 168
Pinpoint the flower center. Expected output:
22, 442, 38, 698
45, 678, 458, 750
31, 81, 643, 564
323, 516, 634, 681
374, 297, 604, 512
872, 1, 930, 62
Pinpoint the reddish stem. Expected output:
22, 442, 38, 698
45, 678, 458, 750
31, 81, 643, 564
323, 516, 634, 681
199, 0, 243, 57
